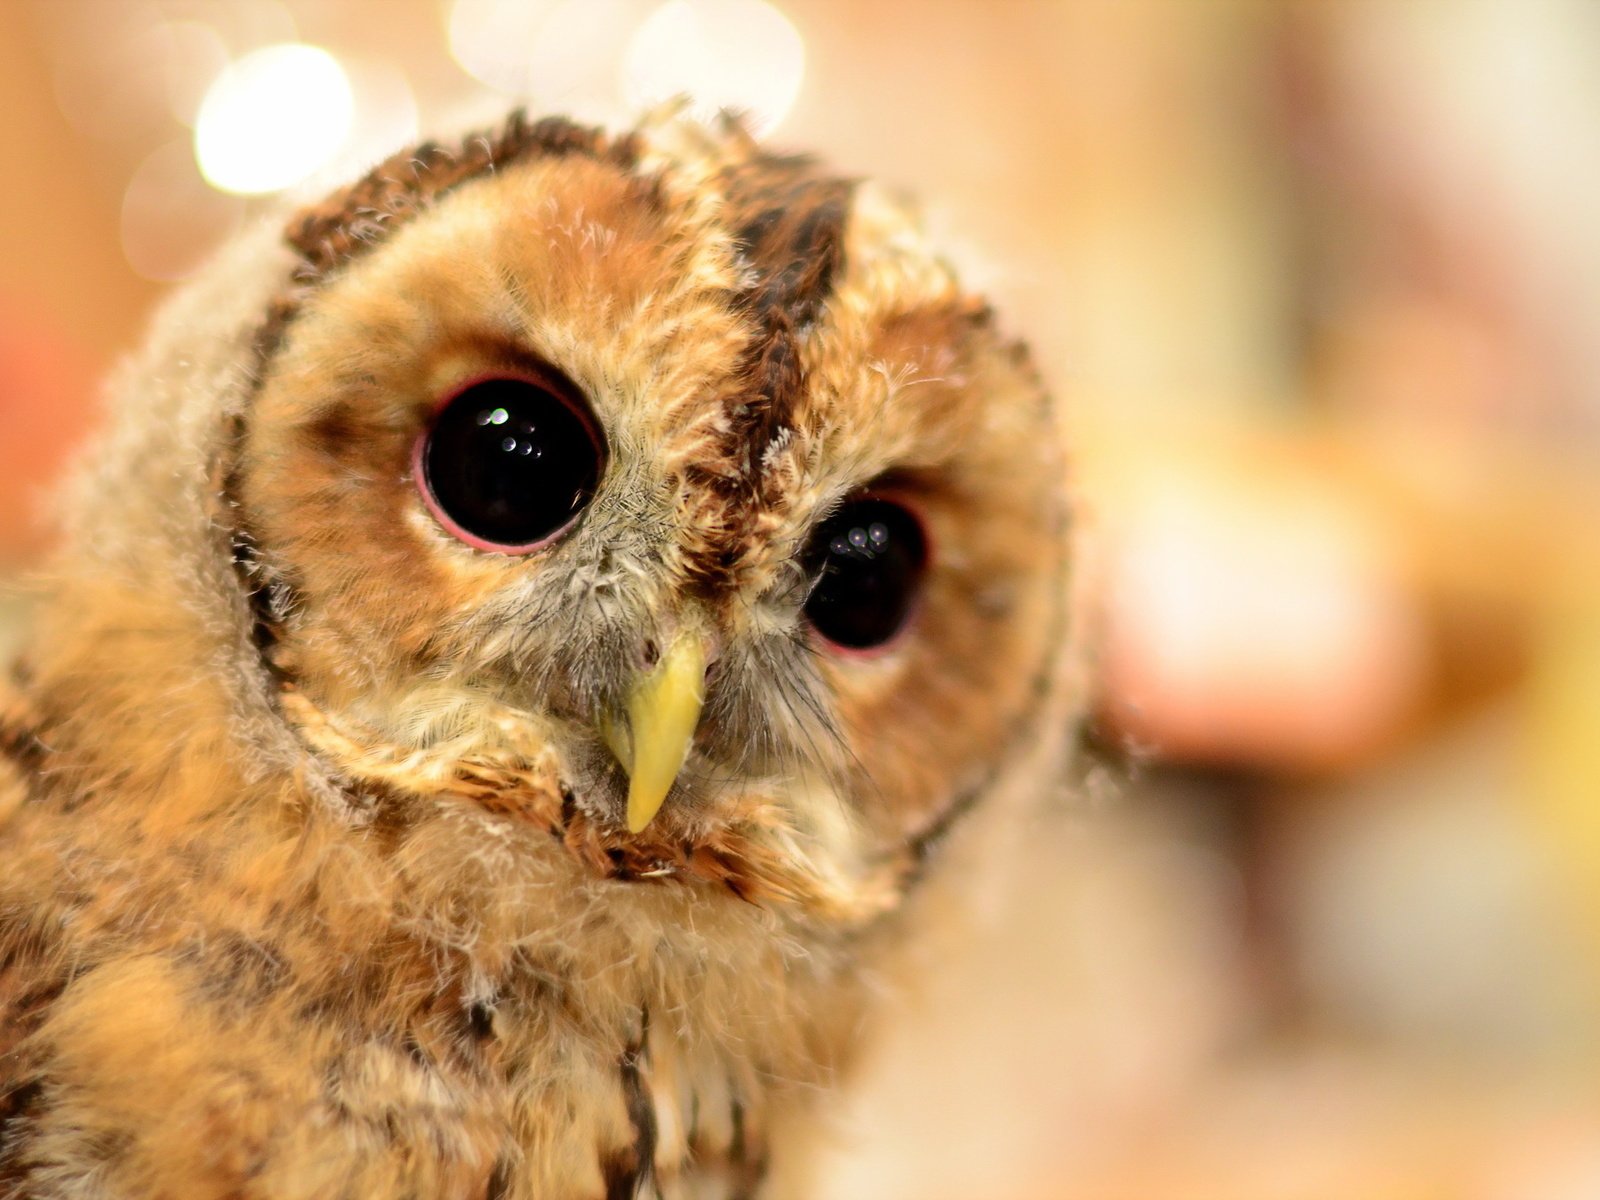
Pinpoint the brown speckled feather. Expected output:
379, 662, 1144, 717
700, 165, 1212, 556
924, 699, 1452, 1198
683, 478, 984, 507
0, 109, 1081, 1199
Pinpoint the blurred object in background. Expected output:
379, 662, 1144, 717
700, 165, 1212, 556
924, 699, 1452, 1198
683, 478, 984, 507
0, 302, 96, 564
2, 1, 1599, 1196
1094, 427, 1428, 772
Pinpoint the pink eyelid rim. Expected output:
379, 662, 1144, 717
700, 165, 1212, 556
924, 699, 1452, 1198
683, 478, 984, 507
807, 491, 932, 661
411, 371, 606, 556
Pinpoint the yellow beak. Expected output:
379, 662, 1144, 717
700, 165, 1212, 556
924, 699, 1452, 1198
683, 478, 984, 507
603, 628, 708, 833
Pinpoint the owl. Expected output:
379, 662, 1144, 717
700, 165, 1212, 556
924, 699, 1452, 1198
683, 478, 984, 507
0, 109, 1080, 1199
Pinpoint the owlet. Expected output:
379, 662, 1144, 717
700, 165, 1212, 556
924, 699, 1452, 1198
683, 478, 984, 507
0, 109, 1080, 1199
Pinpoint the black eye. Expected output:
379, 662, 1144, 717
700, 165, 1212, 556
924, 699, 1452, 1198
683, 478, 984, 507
802, 497, 929, 651
415, 374, 604, 553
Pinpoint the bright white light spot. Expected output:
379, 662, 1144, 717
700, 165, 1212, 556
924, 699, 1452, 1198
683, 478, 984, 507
622, 0, 804, 134
194, 43, 353, 195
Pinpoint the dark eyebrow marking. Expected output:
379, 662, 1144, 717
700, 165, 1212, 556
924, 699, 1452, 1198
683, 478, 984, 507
719, 152, 854, 476
675, 143, 856, 595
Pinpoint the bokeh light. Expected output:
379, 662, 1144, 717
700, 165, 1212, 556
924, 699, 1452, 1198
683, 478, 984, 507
46, 2, 298, 147
333, 57, 420, 182
622, 0, 804, 132
447, 0, 556, 96
154, 21, 230, 128
526, 0, 640, 108
193, 43, 354, 195
448, 0, 643, 113
122, 139, 244, 281
1101, 450, 1425, 768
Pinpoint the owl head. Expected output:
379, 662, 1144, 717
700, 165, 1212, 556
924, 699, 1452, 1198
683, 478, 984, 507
41, 109, 1078, 929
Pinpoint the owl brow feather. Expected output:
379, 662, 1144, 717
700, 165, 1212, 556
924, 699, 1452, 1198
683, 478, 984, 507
676, 149, 858, 592
284, 111, 644, 282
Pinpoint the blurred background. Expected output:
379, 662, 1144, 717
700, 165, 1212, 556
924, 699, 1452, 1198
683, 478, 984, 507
3, 1, 1599, 1196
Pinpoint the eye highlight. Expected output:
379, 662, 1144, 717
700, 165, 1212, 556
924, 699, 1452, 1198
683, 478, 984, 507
802, 496, 929, 651
415, 373, 604, 554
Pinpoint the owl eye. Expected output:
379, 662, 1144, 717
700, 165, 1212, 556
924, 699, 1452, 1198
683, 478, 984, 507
416, 374, 604, 553
802, 497, 929, 651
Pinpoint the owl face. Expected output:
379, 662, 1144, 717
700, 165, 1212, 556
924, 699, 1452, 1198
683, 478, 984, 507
234, 113, 1071, 918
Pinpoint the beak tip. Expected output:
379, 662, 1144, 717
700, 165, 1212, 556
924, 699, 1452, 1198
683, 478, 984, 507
625, 786, 669, 834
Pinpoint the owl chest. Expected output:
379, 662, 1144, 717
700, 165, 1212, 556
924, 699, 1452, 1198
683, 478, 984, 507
489, 1017, 773, 1200
453, 910, 811, 1200
304, 873, 823, 1200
